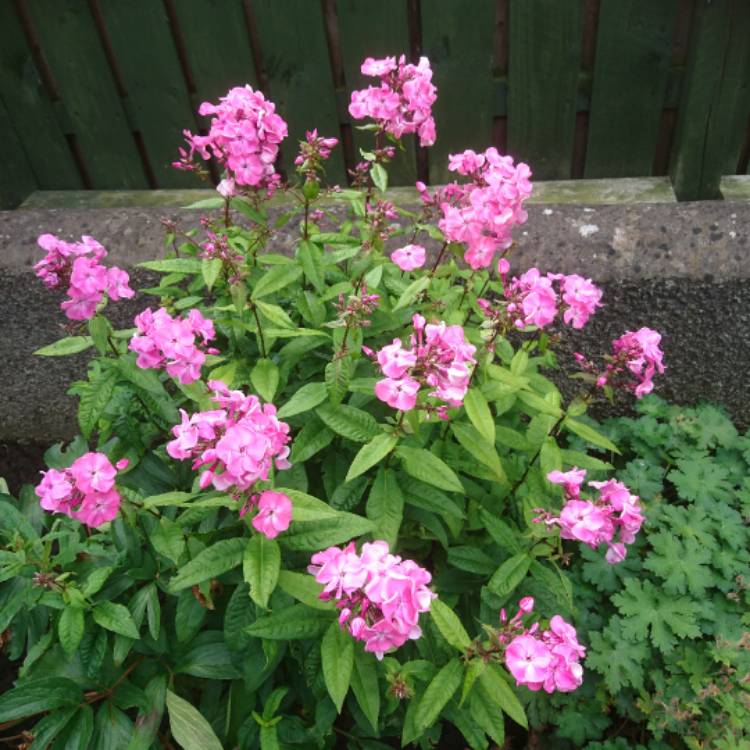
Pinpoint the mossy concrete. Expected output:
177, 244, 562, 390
0, 194, 748, 444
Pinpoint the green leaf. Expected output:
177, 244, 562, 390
540, 436, 562, 477
401, 477, 465, 520
346, 433, 399, 482
245, 604, 333, 640
479, 510, 521, 554
316, 403, 381, 443
27, 706, 77, 748
280, 488, 338, 522
298, 240, 325, 293
370, 163, 388, 193
87, 314, 111, 354
143, 491, 195, 508
563, 418, 620, 453
243, 535, 280, 609
202, 257, 223, 290
516, 390, 562, 417
126, 674, 167, 750
494, 425, 532, 451
149, 517, 185, 563
464, 388, 495, 443
559, 449, 613, 471
0, 678, 83, 722
510, 350, 529, 375
166, 690, 223, 750
77, 366, 119, 439
325, 356, 354, 405
254, 300, 295, 329
393, 276, 430, 312
416, 658, 463, 731
478, 663, 527, 728
277, 382, 327, 418
251, 358, 280, 402
60, 705, 95, 750
251, 265, 303, 299
290, 418, 335, 463
92, 602, 139, 639
184, 197, 224, 209
431, 599, 471, 651
587, 617, 648, 693
277, 570, 333, 610
169, 538, 246, 592
35, 336, 93, 356
366, 467, 404, 547
451, 423, 507, 484
281, 513, 375, 551
321, 621, 354, 712
138, 258, 202, 274
487, 553, 531, 600
350, 650, 380, 732
397, 446, 463, 493
469, 682, 505, 745
58, 606, 85, 655
175, 639, 242, 680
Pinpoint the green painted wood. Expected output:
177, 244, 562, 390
252, 0, 346, 183
170, 0, 258, 103
0, 94, 37, 208
25, 0, 147, 188
507, 0, 582, 179
336, 0, 415, 185
421, 0, 495, 183
0, 4, 82, 189
670, 0, 750, 199
585, 0, 679, 178
98, 0, 201, 188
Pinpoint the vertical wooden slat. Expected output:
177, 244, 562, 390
0, 3, 82, 190
251, 0, 346, 183
337, 0, 416, 184
507, 0, 583, 179
97, 0, 201, 188
585, 0, 679, 178
0, 94, 37, 208
25, 0, 147, 188
421, 0, 495, 183
670, 0, 750, 199
169, 0, 258, 100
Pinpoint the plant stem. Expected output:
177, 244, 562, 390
302, 198, 310, 240
223, 197, 230, 228
429, 241, 448, 276
250, 304, 267, 358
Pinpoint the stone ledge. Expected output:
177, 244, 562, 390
1, 196, 749, 443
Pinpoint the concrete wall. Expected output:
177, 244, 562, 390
1, 188, 749, 446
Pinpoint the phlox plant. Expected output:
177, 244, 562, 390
0, 55, 670, 750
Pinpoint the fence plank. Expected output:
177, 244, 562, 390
337, 0, 415, 184
0, 4, 82, 190
0, 94, 37, 208
25, 0, 147, 188
421, 0, 495, 183
670, 0, 750, 199
507, 0, 582, 179
585, 0, 679, 178
252, 0, 346, 183
171, 0, 258, 103
98, 0, 201, 188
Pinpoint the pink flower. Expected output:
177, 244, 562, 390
309, 541, 435, 659
391, 244, 426, 271
129, 307, 215, 385
374, 377, 420, 411
35, 452, 124, 529
611, 328, 665, 397
174, 85, 288, 194
558, 274, 602, 329
349, 55, 437, 147
251, 490, 293, 539
505, 634, 554, 690
34, 234, 133, 321
547, 468, 587, 499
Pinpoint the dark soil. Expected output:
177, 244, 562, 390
0, 442, 47, 496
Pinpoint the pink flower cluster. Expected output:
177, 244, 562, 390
369, 314, 476, 415
349, 55, 437, 147
35, 452, 128, 528
540, 468, 644, 564
166, 379, 291, 495
502, 598, 586, 693
419, 148, 532, 269
480, 266, 603, 330
239, 489, 293, 540
294, 129, 338, 180
391, 243, 426, 271
174, 85, 288, 193
34, 234, 134, 321
309, 540, 436, 659
129, 307, 217, 385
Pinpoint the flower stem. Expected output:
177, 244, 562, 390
250, 304, 267, 358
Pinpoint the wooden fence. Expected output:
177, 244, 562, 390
2, 0, 750, 209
